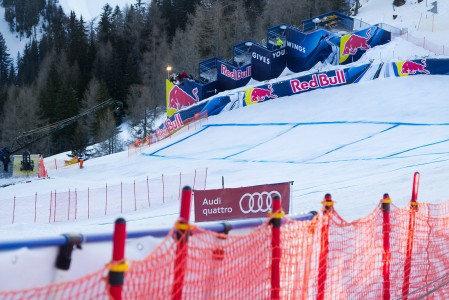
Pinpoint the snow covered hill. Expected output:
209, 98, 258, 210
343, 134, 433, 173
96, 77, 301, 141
1, 0, 449, 235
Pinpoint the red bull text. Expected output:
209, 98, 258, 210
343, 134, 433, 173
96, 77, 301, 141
156, 113, 184, 140
342, 28, 371, 56
290, 69, 346, 93
401, 60, 430, 75
221, 65, 251, 80
251, 84, 277, 102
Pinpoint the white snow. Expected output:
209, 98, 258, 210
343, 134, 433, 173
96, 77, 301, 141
1, 0, 449, 290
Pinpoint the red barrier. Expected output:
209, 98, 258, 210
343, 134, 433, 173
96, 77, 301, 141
172, 186, 192, 300
382, 193, 392, 300
270, 194, 283, 299
317, 193, 333, 300
402, 172, 420, 299
108, 218, 128, 300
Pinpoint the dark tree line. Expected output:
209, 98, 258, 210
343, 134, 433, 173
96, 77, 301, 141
0, 0, 350, 157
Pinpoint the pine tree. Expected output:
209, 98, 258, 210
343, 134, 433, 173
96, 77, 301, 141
0, 33, 12, 90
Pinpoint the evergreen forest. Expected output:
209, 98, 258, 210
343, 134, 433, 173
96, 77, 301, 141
0, 0, 348, 157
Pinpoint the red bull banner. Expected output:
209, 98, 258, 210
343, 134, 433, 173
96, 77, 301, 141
166, 80, 201, 117
339, 26, 391, 64
394, 59, 431, 76
217, 59, 252, 91
250, 43, 287, 81
243, 64, 371, 106
193, 182, 291, 222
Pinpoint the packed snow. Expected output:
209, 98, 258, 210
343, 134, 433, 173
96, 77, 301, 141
0, 0, 448, 244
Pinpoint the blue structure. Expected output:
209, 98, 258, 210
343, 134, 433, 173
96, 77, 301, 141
166, 11, 401, 115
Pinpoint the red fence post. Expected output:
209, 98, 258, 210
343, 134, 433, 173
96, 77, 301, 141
402, 172, 420, 299
382, 193, 392, 300
108, 218, 128, 300
317, 193, 333, 300
270, 194, 284, 300
172, 186, 192, 300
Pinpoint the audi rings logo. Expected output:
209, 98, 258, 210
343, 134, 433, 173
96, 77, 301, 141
239, 191, 281, 214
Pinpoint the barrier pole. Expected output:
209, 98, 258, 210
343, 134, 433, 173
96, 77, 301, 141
402, 172, 420, 299
270, 194, 284, 300
317, 193, 333, 300
172, 186, 192, 300
108, 218, 128, 300
382, 193, 392, 300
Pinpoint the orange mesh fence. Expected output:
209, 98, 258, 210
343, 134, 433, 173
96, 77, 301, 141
3, 199, 449, 298
0, 267, 109, 299
128, 111, 209, 158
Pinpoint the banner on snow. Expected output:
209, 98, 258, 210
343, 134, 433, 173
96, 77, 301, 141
193, 182, 291, 222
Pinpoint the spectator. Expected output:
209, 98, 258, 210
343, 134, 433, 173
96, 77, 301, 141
276, 36, 283, 49
0, 148, 10, 172
179, 70, 188, 80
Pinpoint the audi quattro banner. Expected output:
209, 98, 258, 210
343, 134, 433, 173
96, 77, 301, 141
193, 182, 290, 222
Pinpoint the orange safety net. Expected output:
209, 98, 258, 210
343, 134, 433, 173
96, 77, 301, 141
3, 200, 449, 299
0, 267, 109, 299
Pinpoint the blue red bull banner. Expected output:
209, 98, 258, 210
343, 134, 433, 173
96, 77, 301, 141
250, 43, 287, 81
217, 59, 252, 91
286, 28, 335, 73
339, 26, 391, 64
392, 59, 449, 76
166, 80, 201, 118
244, 64, 371, 105
159, 59, 449, 139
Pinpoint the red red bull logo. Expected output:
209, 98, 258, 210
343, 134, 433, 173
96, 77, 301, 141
251, 84, 277, 102
290, 70, 346, 93
342, 28, 371, 56
401, 59, 430, 75
156, 113, 184, 140
168, 87, 199, 110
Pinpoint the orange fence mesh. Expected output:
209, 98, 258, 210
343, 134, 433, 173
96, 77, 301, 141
3, 199, 449, 299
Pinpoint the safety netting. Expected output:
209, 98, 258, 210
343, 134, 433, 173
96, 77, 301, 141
2, 199, 449, 299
